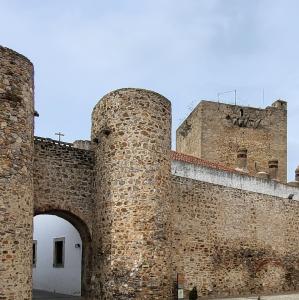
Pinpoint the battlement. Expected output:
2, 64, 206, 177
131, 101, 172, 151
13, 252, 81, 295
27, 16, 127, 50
34, 136, 92, 153
34, 136, 94, 167
271, 99, 287, 110
33, 135, 294, 187
34, 136, 74, 148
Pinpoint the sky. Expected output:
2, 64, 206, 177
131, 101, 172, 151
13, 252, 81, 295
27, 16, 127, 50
0, 0, 298, 180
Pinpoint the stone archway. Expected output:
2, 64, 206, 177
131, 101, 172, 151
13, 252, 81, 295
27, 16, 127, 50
34, 208, 92, 297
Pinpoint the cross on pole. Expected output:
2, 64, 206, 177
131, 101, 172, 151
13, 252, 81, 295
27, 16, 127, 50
55, 132, 65, 142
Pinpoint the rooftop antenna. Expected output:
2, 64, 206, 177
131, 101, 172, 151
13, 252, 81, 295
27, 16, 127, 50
217, 89, 237, 105
187, 100, 196, 111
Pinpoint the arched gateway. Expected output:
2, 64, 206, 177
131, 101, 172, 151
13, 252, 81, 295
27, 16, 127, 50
33, 209, 92, 296
33, 136, 94, 297
0, 46, 173, 299
2, 46, 299, 300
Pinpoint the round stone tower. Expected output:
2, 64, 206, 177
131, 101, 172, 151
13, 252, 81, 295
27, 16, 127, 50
0, 46, 34, 299
91, 88, 172, 299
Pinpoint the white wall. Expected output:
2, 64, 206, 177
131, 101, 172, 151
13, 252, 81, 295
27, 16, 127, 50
33, 215, 82, 296
172, 160, 299, 201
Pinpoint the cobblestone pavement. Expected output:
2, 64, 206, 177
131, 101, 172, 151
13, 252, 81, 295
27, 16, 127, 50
33, 290, 82, 299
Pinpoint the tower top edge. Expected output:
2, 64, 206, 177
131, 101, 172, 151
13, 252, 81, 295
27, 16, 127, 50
0, 45, 33, 66
92, 87, 171, 113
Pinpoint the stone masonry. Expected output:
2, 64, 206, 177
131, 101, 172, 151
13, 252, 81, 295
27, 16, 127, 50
171, 175, 299, 297
91, 89, 172, 299
0, 46, 34, 300
176, 100, 287, 182
0, 46, 299, 300
33, 137, 94, 296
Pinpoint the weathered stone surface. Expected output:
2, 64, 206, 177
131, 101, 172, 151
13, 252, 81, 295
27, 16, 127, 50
91, 88, 172, 299
0, 46, 34, 300
1, 45, 299, 300
33, 137, 94, 297
33, 137, 94, 229
171, 175, 299, 298
176, 100, 288, 182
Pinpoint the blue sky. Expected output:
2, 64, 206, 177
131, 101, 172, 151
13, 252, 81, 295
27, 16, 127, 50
0, 0, 298, 179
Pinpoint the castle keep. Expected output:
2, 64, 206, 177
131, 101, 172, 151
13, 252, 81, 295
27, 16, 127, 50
177, 100, 287, 182
0, 46, 299, 299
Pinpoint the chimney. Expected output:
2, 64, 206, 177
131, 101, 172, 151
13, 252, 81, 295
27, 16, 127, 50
288, 166, 299, 187
236, 147, 248, 172
268, 159, 279, 180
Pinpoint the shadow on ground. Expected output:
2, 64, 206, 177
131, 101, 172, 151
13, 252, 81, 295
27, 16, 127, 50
33, 290, 82, 299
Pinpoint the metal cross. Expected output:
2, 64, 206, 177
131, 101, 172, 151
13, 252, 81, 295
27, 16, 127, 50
55, 132, 65, 142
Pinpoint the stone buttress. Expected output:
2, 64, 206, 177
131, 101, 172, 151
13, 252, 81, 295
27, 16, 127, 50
91, 88, 172, 299
0, 47, 34, 299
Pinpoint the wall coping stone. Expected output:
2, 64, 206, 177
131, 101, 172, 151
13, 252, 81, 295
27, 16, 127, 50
172, 159, 299, 201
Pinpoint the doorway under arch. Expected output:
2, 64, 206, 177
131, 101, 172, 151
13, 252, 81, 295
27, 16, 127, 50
33, 209, 92, 298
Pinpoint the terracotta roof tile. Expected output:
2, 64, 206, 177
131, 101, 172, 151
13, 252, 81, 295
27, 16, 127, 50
171, 150, 242, 174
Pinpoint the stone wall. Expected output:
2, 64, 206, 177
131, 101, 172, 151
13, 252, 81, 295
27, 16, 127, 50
176, 100, 287, 182
33, 137, 94, 296
0, 46, 34, 300
33, 137, 94, 229
172, 158, 299, 201
171, 174, 299, 298
1, 44, 298, 300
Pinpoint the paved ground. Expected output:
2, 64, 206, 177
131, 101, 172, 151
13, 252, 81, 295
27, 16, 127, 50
33, 290, 299, 299
33, 290, 82, 299
215, 294, 299, 300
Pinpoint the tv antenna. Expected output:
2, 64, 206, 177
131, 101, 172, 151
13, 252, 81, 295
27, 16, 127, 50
217, 89, 237, 105
187, 100, 196, 112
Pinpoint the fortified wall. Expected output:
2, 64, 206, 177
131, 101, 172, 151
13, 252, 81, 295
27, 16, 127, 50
1, 46, 299, 300
171, 153, 299, 297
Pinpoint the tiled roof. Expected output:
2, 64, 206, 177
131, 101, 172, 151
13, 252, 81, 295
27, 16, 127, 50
171, 150, 241, 174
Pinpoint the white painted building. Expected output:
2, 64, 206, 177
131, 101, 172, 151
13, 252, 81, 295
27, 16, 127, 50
33, 215, 82, 296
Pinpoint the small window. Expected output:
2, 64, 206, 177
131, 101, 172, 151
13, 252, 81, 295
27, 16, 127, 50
33, 240, 37, 268
53, 237, 65, 268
